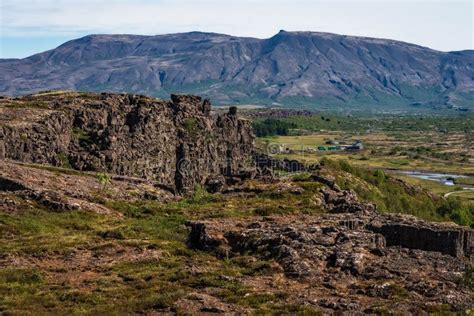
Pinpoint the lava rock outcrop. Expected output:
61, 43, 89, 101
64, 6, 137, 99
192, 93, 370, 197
0, 92, 255, 193
186, 176, 473, 313
186, 213, 473, 313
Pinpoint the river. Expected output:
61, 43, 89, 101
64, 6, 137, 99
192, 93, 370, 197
399, 171, 474, 190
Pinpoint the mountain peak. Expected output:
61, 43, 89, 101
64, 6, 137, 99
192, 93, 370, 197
1, 31, 472, 111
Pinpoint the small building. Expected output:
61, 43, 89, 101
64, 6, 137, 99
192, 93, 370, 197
345, 140, 364, 151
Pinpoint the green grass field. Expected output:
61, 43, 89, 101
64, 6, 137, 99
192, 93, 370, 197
258, 131, 474, 175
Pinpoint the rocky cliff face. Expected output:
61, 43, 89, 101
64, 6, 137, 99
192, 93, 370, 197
0, 92, 255, 193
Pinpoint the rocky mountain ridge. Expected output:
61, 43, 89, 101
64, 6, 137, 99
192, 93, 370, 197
1, 31, 473, 111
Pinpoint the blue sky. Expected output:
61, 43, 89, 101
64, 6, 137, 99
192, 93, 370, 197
1, 0, 472, 58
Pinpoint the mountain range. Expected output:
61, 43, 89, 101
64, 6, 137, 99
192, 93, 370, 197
1, 31, 473, 111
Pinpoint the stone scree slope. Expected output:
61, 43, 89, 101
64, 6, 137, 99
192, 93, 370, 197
0, 93, 255, 193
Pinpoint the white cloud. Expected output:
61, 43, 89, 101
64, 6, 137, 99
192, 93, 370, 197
1, 0, 472, 51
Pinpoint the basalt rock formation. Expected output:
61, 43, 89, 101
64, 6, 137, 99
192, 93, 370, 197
187, 214, 473, 312
0, 92, 255, 193
368, 216, 473, 258
186, 174, 473, 313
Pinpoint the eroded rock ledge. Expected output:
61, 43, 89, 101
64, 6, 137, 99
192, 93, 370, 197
186, 176, 473, 313
186, 213, 473, 312
368, 216, 473, 258
0, 92, 255, 193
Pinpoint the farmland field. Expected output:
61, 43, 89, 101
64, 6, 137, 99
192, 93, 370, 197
252, 113, 474, 205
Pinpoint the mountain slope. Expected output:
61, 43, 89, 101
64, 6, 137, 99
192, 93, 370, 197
1, 31, 473, 111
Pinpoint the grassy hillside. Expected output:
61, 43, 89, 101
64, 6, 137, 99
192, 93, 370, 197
319, 158, 473, 227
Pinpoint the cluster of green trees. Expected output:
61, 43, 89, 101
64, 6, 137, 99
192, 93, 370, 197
436, 198, 474, 228
252, 118, 297, 137
257, 114, 473, 133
